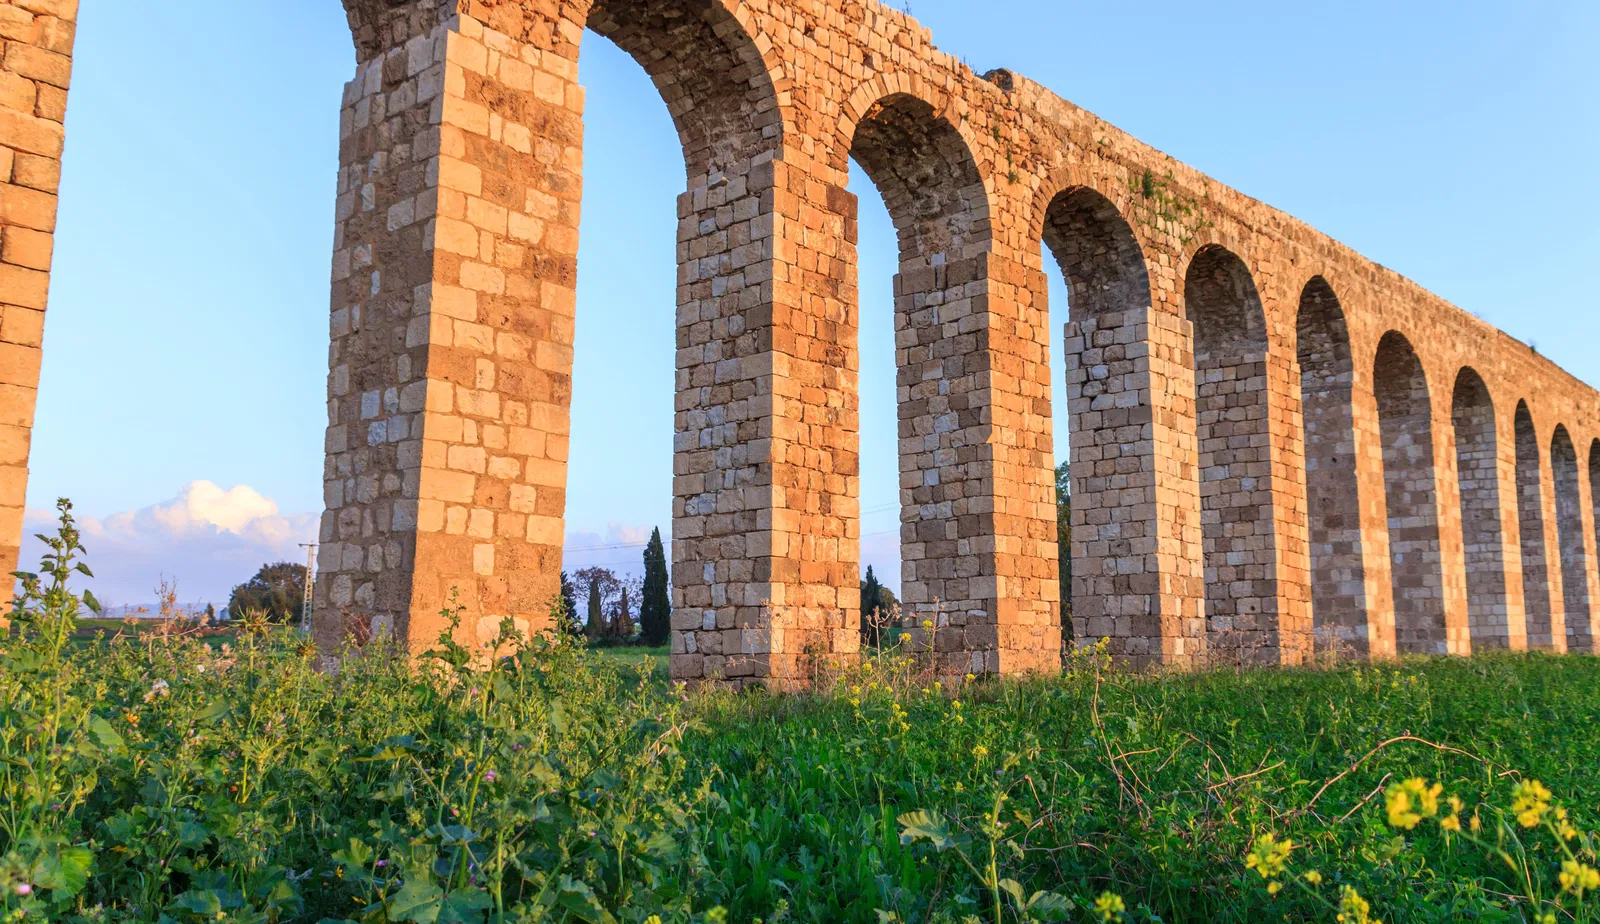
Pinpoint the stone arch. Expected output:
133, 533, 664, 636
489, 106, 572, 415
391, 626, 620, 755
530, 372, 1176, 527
1513, 401, 1555, 648
1373, 331, 1446, 653
1184, 245, 1280, 659
1551, 425, 1592, 651
849, 91, 991, 268
1295, 277, 1367, 649
1041, 187, 1152, 324
1449, 367, 1511, 647
586, 0, 791, 180
1040, 186, 1153, 648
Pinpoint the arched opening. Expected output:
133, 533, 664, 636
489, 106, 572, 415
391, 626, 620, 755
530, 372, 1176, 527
1373, 332, 1446, 653
1552, 426, 1592, 652
1184, 245, 1279, 660
1295, 277, 1366, 651
1513, 401, 1555, 648
1041, 186, 1153, 649
848, 92, 994, 667
1449, 368, 1511, 647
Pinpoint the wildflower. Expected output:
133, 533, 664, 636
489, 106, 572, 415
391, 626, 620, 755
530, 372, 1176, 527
1243, 833, 1293, 880
921, 619, 934, 630
964, 673, 976, 683
1559, 860, 1600, 897
1384, 777, 1441, 830
1511, 779, 1553, 829
972, 744, 989, 758
646, 917, 664, 924
484, 770, 497, 783
15, 883, 31, 896
1336, 885, 1378, 924
1267, 881, 1282, 895
1305, 870, 1323, 885
1538, 913, 1558, 924
124, 710, 140, 727
1440, 794, 1463, 832
1092, 891, 1126, 922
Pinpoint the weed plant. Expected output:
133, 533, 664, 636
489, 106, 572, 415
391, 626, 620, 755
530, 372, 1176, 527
3, 502, 1599, 922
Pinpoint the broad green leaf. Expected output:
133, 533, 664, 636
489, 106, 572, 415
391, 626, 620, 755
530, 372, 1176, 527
387, 878, 444, 923
897, 810, 955, 850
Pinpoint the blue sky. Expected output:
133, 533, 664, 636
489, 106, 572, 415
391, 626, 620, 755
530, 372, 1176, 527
24, 0, 1598, 602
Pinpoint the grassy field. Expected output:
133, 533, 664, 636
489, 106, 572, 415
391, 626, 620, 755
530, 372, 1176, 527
6, 593, 1600, 922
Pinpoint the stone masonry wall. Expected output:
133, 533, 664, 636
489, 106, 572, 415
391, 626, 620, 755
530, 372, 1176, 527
8, 0, 1600, 672
0, 0, 72, 622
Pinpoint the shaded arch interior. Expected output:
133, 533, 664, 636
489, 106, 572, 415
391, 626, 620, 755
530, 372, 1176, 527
1449, 367, 1511, 648
1185, 245, 1279, 659
1374, 332, 1446, 654
1295, 277, 1366, 650
1513, 401, 1556, 648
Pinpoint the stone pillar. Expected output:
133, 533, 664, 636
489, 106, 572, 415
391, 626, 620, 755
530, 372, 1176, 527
1065, 306, 1205, 668
670, 163, 862, 688
1263, 323, 1313, 663
1491, 399, 1530, 647
317, 10, 581, 655
1348, 364, 1397, 657
1429, 401, 1471, 655
1578, 443, 1600, 654
896, 251, 1060, 676
0, 0, 75, 618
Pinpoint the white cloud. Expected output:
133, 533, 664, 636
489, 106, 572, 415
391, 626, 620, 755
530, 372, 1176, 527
20, 481, 318, 607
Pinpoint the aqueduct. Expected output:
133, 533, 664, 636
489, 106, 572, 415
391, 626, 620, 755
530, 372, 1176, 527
2, 0, 1599, 683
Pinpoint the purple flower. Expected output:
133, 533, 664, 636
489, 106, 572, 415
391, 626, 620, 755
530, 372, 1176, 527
15, 883, 32, 896
484, 770, 497, 782
376, 860, 387, 868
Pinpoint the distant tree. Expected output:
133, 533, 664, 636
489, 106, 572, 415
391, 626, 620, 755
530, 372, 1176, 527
585, 576, 604, 638
1056, 460, 1072, 638
861, 565, 884, 646
613, 584, 635, 639
640, 527, 671, 646
554, 571, 583, 637
227, 562, 306, 624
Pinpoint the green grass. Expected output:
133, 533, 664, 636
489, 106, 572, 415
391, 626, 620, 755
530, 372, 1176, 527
8, 576, 1600, 922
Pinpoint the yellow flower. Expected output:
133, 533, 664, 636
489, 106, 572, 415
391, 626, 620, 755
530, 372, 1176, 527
921, 619, 934, 630
972, 744, 989, 758
1511, 779, 1553, 829
1469, 813, 1482, 833
1305, 870, 1323, 885
1384, 778, 1441, 830
645, 917, 663, 924
1559, 860, 1600, 897
1092, 892, 1126, 922
1267, 881, 1282, 895
1553, 806, 1578, 841
124, 710, 140, 727
1336, 886, 1378, 924
1243, 833, 1293, 880
1538, 913, 1557, 924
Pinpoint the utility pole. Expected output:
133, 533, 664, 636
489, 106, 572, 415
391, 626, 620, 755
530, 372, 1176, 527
298, 542, 317, 634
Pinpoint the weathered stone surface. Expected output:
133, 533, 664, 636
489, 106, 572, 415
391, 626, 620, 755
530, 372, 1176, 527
4, 0, 1600, 669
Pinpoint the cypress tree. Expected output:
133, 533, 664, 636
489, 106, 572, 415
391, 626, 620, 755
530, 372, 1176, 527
861, 565, 883, 647
640, 527, 671, 646
585, 575, 604, 639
